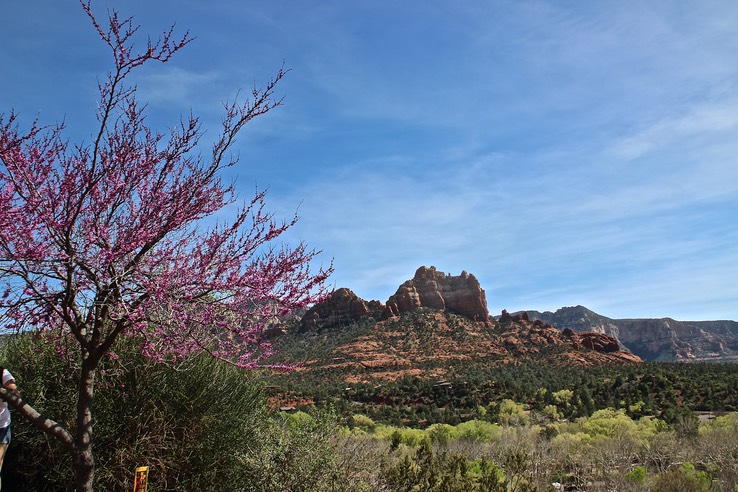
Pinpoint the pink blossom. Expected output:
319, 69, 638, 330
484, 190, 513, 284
1, 6, 332, 488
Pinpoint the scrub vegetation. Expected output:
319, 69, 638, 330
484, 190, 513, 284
2, 333, 738, 491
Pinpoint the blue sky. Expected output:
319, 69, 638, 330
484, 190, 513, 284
2, 1, 737, 321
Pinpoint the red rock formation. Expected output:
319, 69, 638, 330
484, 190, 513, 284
313, 310, 641, 382
500, 310, 529, 323
299, 288, 383, 331
562, 327, 621, 353
384, 266, 489, 322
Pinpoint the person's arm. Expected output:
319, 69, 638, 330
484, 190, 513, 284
2, 377, 18, 395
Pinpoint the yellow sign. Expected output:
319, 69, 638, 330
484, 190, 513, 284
133, 466, 149, 492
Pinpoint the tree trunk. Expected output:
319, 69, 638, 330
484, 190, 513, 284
1, 353, 100, 491
74, 357, 97, 492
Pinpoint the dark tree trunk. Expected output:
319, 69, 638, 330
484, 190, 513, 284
74, 356, 97, 492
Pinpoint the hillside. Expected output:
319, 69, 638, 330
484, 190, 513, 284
293, 263, 738, 363
276, 308, 640, 384
271, 267, 640, 384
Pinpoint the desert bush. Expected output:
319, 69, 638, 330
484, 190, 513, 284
241, 411, 353, 492
380, 438, 508, 492
454, 420, 502, 443
1, 334, 350, 491
651, 462, 711, 492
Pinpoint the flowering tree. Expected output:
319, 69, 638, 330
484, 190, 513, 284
0, 2, 331, 490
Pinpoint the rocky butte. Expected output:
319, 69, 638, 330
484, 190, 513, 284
384, 266, 489, 322
293, 266, 638, 374
299, 266, 491, 331
298, 287, 383, 332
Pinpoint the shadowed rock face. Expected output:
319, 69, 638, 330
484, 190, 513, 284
299, 288, 383, 332
384, 266, 489, 322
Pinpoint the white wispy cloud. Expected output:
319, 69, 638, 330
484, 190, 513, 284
4, 0, 738, 320
134, 67, 222, 109
607, 100, 738, 161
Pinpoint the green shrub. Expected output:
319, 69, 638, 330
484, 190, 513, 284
351, 413, 376, 431
624, 465, 647, 483
497, 399, 528, 426
651, 462, 711, 492
399, 428, 428, 447
454, 419, 502, 443
426, 423, 456, 445
242, 411, 347, 492
380, 438, 507, 492
1, 334, 351, 491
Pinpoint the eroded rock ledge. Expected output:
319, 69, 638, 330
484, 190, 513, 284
384, 266, 489, 322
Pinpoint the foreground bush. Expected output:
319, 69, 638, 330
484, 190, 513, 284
1, 334, 351, 491
344, 412, 738, 491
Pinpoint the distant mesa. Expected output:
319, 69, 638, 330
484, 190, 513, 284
526, 305, 738, 362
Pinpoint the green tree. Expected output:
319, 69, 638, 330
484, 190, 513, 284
651, 463, 711, 492
497, 400, 528, 426
381, 438, 507, 492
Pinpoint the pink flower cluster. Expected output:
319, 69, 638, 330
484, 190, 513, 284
0, 4, 331, 370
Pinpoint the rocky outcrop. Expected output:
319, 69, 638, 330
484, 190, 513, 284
562, 328, 621, 353
498, 314, 629, 357
295, 270, 738, 363
494, 311, 640, 365
384, 266, 489, 322
299, 288, 383, 331
499, 309, 529, 324
298, 266, 492, 332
